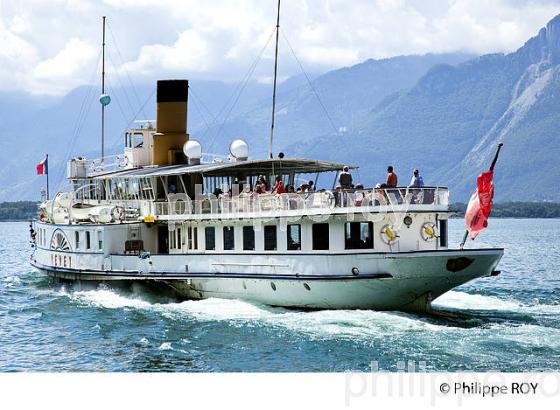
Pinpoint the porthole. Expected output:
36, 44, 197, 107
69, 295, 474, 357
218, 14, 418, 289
403, 215, 413, 227
271, 282, 277, 291
303, 283, 311, 291
352, 267, 360, 276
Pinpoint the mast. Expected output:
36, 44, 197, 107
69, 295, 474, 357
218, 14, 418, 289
101, 16, 106, 162
268, 0, 281, 159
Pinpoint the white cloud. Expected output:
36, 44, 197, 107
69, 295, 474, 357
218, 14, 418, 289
0, 0, 559, 95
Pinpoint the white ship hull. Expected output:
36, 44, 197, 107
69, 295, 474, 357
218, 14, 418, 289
31, 248, 503, 312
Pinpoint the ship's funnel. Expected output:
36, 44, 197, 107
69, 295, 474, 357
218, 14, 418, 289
152, 79, 189, 165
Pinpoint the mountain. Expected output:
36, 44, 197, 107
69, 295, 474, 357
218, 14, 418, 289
190, 53, 474, 156
297, 15, 560, 201
0, 52, 472, 201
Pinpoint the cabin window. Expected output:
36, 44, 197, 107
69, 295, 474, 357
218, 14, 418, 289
86, 231, 91, 249
312, 223, 330, 250
223, 226, 235, 250
243, 226, 255, 251
287, 224, 301, 251
188, 227, 198, 250
205, 227, 215, 250
97, 231, 103, 250
439, 219, 448, 247
133, 133, 143, 148
176, 227, 182, 250
75, 231, 80, 250
264, 225, 277, 251
345, 222, 373, 249
169, 229, 176, 249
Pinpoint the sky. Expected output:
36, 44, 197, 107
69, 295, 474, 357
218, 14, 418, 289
1, 0, 560, 96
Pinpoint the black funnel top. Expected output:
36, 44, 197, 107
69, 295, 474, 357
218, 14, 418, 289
157, 80, 188, 103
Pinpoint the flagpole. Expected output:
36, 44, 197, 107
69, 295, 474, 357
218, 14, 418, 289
46, 154, 49, 200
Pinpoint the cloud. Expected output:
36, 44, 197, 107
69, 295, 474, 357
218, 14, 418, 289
0, 0, 559, 95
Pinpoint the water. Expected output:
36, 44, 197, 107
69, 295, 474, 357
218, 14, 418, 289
1, 219, 559, 372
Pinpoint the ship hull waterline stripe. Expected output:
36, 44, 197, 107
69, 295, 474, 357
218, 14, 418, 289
31, 260, 392, 281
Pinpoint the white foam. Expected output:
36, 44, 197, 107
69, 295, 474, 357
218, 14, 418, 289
70, 289, 152, 309
433, 291, 521, 311
434, 291, 560, 315
159, 342, 173, 350
3, 275, 21, 287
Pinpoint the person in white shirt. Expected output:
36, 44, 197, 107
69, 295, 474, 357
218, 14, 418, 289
409, 169, 424, 187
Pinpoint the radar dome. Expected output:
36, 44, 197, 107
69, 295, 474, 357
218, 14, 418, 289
183, 140, 202, 164
229, 139, 249, 161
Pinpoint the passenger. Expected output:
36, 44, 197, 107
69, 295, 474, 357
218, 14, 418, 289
258, 175, 268, 191
168, 183, 177, 194
286, 184, 295, 193
386, 166, 398, 188
308, 180, 315, 192
339, 166, 353, 189
408, 169, 424, 188
272, 176, 286, 194
254, 183, 264, 195
355, 183, 364, 190
300, 183, 309, 192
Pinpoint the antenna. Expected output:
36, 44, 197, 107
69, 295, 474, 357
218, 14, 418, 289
268, 0, 281, 159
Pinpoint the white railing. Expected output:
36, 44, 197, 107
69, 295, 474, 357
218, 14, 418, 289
86, 154, 129, 176
152, 187, 449, 218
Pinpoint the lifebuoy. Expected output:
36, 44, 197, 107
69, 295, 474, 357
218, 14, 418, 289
380, 224, 399, 245
421, 222, 438, 241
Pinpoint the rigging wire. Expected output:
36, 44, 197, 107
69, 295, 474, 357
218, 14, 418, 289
280, 28, 339, 136
106, 21, 148, 119
108, 88, 156, 150
189, 91, 213, 134
188, 86, 220, 130
205, 27, 277, 153
106, 50, 138, 120
54, 50, 102, 191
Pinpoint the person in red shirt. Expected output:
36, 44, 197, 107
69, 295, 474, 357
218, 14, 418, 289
272, 176, 286, 194
386, 166, 398, 187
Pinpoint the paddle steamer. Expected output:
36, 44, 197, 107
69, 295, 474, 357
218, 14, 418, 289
30, 13, 503, 312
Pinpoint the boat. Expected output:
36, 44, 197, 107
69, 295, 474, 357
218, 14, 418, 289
29, 12, 503, 313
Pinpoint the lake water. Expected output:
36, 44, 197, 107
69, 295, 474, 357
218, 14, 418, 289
1, 219, 559, 372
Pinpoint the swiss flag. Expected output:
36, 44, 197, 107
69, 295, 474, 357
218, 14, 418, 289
464, 143, 503, 241
37, 157, 48, 175
465, 170, 494, 239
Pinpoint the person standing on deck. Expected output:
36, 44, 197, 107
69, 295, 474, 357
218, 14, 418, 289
386, 166, 398, 188
408, 169, 424, 188
339, 166, 353, 189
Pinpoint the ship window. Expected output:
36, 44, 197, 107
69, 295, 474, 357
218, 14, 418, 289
439, 219, 448, 247
75, 231, 80, 250
86, 231, 91, 249
243, 226, 255, 251
176, 228, 182, 250
169, 229, 176, 249
97, 231, 103, 250
345, 222, 373, 249
312, 223, 330, 250
287, 224, 301, 251
223, 226, 235, 250
264, 225, 277, 251
205, 227, 215, 250
133, 133, 143, 148
188, 227, 198, 250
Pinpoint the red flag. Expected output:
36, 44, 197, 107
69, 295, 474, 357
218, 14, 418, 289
465, 170, 494, 239
37, 157, 48, 175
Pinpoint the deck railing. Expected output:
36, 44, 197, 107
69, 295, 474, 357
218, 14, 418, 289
151, 187, 449, 218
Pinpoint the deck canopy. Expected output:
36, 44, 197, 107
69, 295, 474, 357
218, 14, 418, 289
92, 158, 357, 180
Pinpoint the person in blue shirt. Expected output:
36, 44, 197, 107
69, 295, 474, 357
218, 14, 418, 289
409, 169, 424, 187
